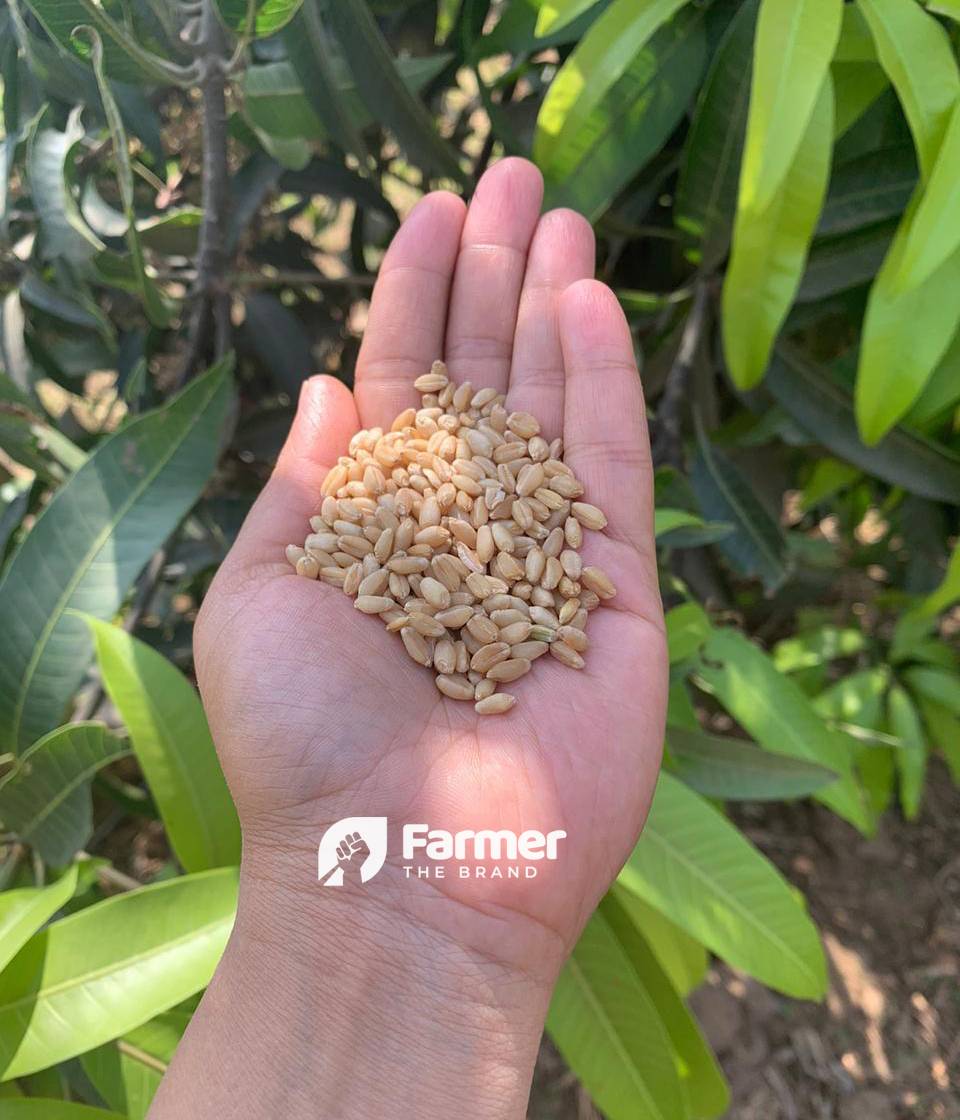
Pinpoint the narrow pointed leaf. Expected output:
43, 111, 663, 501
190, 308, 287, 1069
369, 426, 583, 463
535, 0, 603, 37
0, 869, 237, 1080
87, 620, 240, 872
738, 0, 843, 211
722, 74, 833, 388
916, 696, 960, 784
665, 601, 712, 664
0, 865, 78, 973
0, 723, 130, 864
610, 887, 707, 996
0, 358, 233, 755
619, 771, 827, 998
28, 108, 102, 264
887, 685, 927, 819
215, 0, 303, 36
694, 628, 872, 832
0, 1103, 125, 1119
919, 544, 960, 617
857, 0, 959, 180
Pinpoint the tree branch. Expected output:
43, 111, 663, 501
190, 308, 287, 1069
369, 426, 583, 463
651, 280, 710, 470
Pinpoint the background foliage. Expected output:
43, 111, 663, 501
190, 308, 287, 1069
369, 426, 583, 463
0, 0, 958, 1116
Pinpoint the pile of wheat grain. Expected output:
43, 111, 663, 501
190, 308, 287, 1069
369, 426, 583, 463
285, 361, 615, 715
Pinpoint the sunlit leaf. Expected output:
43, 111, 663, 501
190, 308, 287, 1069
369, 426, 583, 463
0, 865, 78, 973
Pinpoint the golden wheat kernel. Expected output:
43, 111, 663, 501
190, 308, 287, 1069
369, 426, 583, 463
295, 554, 320, 580
448, 380, 470, 411
491, 523, 516, 554
309, 515, 326, 533
386, 555, 428, 575
512, 581, 533, 601
433, 639, 457, 675
499, 620, 533, 645
414, 371, 449, 394
431, 556, 462, 593
373, 527, 395, 564
463, 428, 493, 458
507, 411, 540, 439
493, 442, 527, 465
358, 569, 390, 598
541, 556, 563, 591
414, 526, 450, 550
472, 524, 493, 564
496, 464, 516, 495
533, 487, 565, 513
436, 482, 457, 510
513, 498, 535, 532
524, 547, 546, 584
393, 518, 414, 550
550, 641, 585, 669
581, 566, 617, 599
341, 537, 376, 559
439, 381, 456, 407
528, 436, 550, 463
515, 463, 545, 497
408, 612, 446, 638
558, 597, 581, 626
455, 542, 483, 574
400, 627, 431, 667
483, 486, 506, 514
493, 553, 523, 582
530, 604, 561, 628
338, 499, 363, 524
388, 573, 410, 600
447, 519, 476, 548
572, 502, 608, 531
467, 614, 500, 644
475, 692, 516, 715
486, 657, 532, 683
450, 590, 475, 606
482, 594, 513, 613
470, 642, 511, 673
321, 464, 348, 497
352, 594, 392, 614
474, 678, 498, 701
306, 530, 339, 555
342, 563, 363, 596
453, 473, 483, 498
549, 437, 563, 458
525, 624, 553, 643
420, 577, 452, 610
434, 605, 474, 629
557, 625, 588, 652
469, 387, 496, 410
434, 673, 473, 701
383, 610, 408, 630
543, 526, 565, 558
389, 407, 415, 432
558, 577, 581, 601
512, 640, 550, 662
286, 544, 306, 568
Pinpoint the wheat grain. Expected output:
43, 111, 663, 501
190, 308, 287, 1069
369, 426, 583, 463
475, 693, 516, 715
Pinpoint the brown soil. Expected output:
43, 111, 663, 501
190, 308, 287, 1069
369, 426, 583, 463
530, 759, 960, 1120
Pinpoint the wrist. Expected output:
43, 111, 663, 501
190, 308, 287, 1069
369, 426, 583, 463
214, 848, 556, 1120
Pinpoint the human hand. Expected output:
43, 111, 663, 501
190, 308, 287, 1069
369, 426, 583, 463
182, 157, 667, 1119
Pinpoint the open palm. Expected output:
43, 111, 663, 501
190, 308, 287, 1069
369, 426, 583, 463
194, 159, 667, 979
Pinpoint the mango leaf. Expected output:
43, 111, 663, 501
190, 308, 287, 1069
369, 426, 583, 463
690, 422, 789, 593
28, 108, 102, 265
0, 868, 237, 1080
675, 0, 759, 267
85, 30, 174, 329
901, 666, 960, 716
547, 899, 686, 1120
857, 0, 959, 181
738, 0, 843, 212
0, 865, 78, 974
666, 726, 837, 800
797, 221, 895, 303
320, 0, 465, 183
654, 509, 705, 537
0, 1103, 125, 1119
241, 293, 314, 395
772, 626, 866, 672
215, 0, 303, 36
887, 684, 926, 819
722, 74, 833, 388
601, 894, 729, 1119
832, 60, 890, 138
892, 101, 960, 295
798, 458, 863, 511
0, 358, 233, 755
534, 0, 708, 220
835, 3, 875, 62
87, 620, 240, 873
915, 695, 960, 784
665, 601, 712, 664
918, 543, 960, 617
906, 327, 960, 428
0, 723, 130, 864
855, 189, 960, 444
695, 627, 873, 832
619, 771, 827, 998
768, 344, 960, 505
81, 1006, 191, 1120
535, 0, 603, 37
610, 887, 708, 996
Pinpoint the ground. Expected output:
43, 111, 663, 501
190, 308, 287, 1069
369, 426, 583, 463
529, 760, 960, 1120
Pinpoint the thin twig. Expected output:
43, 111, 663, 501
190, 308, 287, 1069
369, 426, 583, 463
79, 850, 142, 892
155, 268, 376, 289
651, 280, 710, 470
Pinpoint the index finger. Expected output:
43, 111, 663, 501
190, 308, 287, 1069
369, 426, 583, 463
559, 280, 654, 559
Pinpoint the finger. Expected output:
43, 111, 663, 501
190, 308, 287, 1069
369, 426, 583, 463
354, 191, 466, 431
507, 207, 595, 441
225, 375, 360, 576
559, 280, 654, 559
444, 158, 544, 394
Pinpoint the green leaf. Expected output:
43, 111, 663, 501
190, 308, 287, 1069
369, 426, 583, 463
19, 273, 112, 337
0, 868, 237, 1080
87, 620, 240, 873
887, 684, 927, 819
547, 899, 686, 1120
535, 0, 602, 36
0, 724, 130, 864
666, 725, 838, 800
906, 326, 960, 428
665, 601, 712, 664
0, 358, 233, 755
855, 194, 960, 443
215, 0, 303, 36
695, 628, 873, 832
690, 422, 789, 593
654, 509, 705, 537
320, 0, 465, 183
915, 695, 960, 784
241, 293, 314, 395
835, 2, 876, 62
768, 344, 960, 505
722, 74, 834, 388
832, 61, 890, 138
919, 543, 960, 616
534, 0, 708, 220
28, 108, 102, 265
610, 887, 707, 996
738, 0, 843, 212
857, 0, 960, 181
772, 626, 866, 672
0, 1103, 125, 1119
798, 457, 863, 511
892, 101, 960, 294
675, 0, 759, 267
797, 221, 895, 303
619, 771, 827, 998
819, 141, 916, 235
901, 666, 960, 716
84, 29, 174, 329
0, 865, 78, 974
